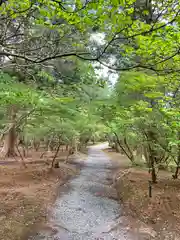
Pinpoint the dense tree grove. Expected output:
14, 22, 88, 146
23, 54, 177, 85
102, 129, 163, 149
102, 72, 179, 182
0, 0, 179, 181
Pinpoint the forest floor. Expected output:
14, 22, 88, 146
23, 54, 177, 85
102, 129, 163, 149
0, 149, 81, 240
105, 148, 180, 239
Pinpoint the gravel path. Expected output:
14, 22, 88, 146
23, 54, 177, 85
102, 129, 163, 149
29, 144, 134, 239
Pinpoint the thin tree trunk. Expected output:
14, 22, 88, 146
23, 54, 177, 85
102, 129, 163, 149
115, 141, 120, 152
173, 166, 179, 179
145, 130, 158, 183
107, 135, 113, 147
151, 164, 157, 183
72, 138, 78, 153
40, 150, 46, 159
173, 140, 180, 179
18, 137, 27, 157
3, 124, 17, 157
33, 139, 40, 151
1, 107, 35, 158
113, 132, 133, 161
64, 147, 75, 163
123, 137, 134, 161
46, 136, 54, 152
22, 145, 27, 157
149, 152, 157, 184
2, 105, 17, 157
15, 144, 27, 168
51, 137, 61, 168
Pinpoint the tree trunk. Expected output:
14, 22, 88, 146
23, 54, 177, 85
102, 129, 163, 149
107, 135, 113, 147
64, 147, 75, 163
173, 145, 180, 179
136, 146, 143, 159
72, 138, 78, 153
151, 165, 157, 183
145, 130, 158, 183
33, 139, 40, 151
51, 137, 61, 168
3, 124, 17, 157
172, 132, 180, 179
47, 139, 53, 152
123, 137, 134, 161
130, 155, 135, 163
15, 144, 27, 168
173, 166, 179, 179
148, 151, 157, 183
114, 132, 133, 161
18, 136, 27, 157
2, 105, 18, 158
115, 141, 120, 152
149, 155, 157, 183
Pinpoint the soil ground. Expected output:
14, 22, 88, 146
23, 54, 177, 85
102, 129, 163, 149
105, 148, 180, 239
0, 148, 81, 240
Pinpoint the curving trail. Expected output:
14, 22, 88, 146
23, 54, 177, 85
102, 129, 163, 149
29, 144, 136, 240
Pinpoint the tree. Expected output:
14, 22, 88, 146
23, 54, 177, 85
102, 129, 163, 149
0, 0, 179, 177
101, 70, 179, 183
0, 0, 180, 75
0, 56, 109, 161
0, 72, 40, 157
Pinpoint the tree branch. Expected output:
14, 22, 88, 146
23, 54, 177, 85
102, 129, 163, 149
0, 51, 95, 63
0, 3, 34, 20
114, 9, 180, 41
51, 0, 91, 13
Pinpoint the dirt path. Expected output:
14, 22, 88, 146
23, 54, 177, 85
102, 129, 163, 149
28, 144, 141, 239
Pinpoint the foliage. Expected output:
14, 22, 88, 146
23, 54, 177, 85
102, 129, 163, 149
102, 71, 180, 182
0, 0, 179, 183
0, 69, 107, 153
0, 0, 180, 74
